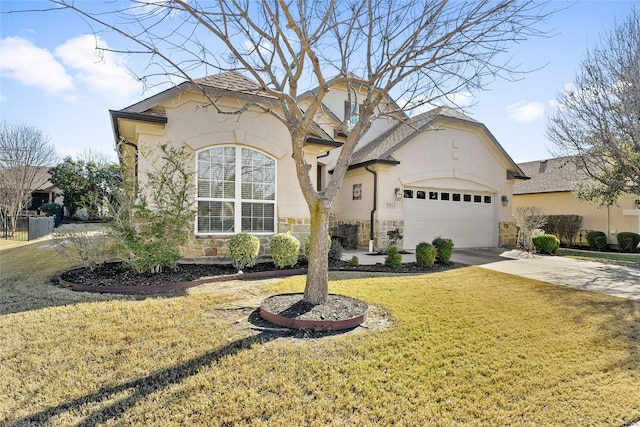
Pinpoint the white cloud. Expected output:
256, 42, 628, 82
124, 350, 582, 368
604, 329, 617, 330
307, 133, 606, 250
55, 35, 142, 104
507, 101, 545, 122
0, 36, 74, 94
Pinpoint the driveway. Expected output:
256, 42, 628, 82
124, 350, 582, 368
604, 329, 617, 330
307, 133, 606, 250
452, 248, 640, 301
343, 248, 640, 301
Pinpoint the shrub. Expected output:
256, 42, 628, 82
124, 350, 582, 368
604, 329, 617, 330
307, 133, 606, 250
348, 256, 359, 266
52, 224, 111, 270
586, 231, 607, 251
385, 228, 403, 253
616, 232, 640, 252
415, 242, 436, 268
385, 246, 402, 269
229, 233, 260, 272
532, 234, 560, 254
270, 232, 300, 268
432, 237, 454, 264
544, 215, 583, 247
328, 239, 343, 263
40, 202, 60, 216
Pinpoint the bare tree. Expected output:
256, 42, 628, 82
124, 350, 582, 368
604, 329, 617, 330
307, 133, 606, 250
548, 9, 640, 206
514, 206, 548, 253
43, 0, 552, 304
0, 122, 57, 235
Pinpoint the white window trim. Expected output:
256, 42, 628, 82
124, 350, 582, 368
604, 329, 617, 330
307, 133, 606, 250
195, 145, 277, 235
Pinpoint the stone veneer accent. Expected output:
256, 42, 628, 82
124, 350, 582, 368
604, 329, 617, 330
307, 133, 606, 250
499, 221, 517, 248
330, 217, 404, 251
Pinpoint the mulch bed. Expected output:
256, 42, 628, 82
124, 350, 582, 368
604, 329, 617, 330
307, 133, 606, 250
59, 259, 459, 289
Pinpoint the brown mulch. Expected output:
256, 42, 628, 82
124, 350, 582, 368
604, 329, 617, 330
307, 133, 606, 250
58, 259, 459, 288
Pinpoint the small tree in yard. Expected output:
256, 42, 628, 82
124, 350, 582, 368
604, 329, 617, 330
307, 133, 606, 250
0, 122, 57, 234
515, 206, 548, 253
107, 143, 195, 273
547, 10, 640, 205
39, 0, 553, 304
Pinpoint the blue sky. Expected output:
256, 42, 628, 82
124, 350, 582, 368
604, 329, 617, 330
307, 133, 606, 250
1, 1, 638, 164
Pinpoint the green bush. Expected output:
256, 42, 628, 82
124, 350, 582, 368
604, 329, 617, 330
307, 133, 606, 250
586, 231, 607, 251
328, 239, 343, 263
270, 232, 300, 268
39, 202, 60, 216
415, 242, 436, 268
616, 232, 640, 252
532, 234, 560, 254
385, 246, 402, 269
229, 233, 260, 271
432, 237, 454, 264
348, 256, 359, 266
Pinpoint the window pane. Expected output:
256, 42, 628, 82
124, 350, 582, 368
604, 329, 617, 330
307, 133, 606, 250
404, 189, 413, 199
198, 147, 235, 199
429, 191, 438, 200
453, 193, 461, 201
464, 194, 472, 202
417, 191, 426, 199
441, 192, 450, 201
241, 202, 274, 232
241, 149, 275, 201
474, 195, 482, 203
484, 196, 492, 204
197, 201, 234, 233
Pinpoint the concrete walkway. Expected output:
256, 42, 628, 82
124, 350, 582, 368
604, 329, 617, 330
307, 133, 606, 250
342, 247, 640, 301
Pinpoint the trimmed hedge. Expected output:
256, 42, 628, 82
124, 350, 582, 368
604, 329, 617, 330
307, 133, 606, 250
432, 237, 454, 264
532, 234, 560, 255
617, 232, 640, 252
385, 246, 402, 269
270, 232, 300, 268
586, 231, 608, 251
229, 233, 260, 271
415, 242, 436, 267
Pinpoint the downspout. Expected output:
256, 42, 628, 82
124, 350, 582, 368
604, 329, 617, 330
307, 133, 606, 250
364, 163, 377, 253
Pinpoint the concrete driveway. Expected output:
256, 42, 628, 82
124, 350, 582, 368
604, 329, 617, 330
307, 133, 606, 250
452, 248, 640, 301
343, 248, 640, 301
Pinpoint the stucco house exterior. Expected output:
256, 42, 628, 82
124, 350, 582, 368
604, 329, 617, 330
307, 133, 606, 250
514, 157, 640, 246
110, 71, 527, 257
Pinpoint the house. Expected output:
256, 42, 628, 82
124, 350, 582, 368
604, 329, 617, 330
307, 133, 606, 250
513, 157, 640, 245
0, 166, 60, 213
110, 71, 526, 257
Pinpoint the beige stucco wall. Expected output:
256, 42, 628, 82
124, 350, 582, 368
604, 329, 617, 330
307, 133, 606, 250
335, 119, 518, 250
513, 192, 640, 245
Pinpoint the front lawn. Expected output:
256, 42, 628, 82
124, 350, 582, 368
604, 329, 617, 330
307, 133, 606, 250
1, 241, 639, 426
558, 248, 640, 265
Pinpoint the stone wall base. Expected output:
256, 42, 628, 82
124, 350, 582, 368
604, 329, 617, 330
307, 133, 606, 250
499, 221, 517, 248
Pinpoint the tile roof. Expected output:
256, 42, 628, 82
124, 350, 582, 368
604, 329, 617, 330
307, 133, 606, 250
350, 107, 478, 165
514, 157, 590, 194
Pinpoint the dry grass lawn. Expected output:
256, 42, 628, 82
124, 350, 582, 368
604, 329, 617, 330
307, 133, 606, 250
1, 239, 639, 426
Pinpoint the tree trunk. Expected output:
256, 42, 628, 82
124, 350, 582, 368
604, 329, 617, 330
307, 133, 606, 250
303, 200, 331, 305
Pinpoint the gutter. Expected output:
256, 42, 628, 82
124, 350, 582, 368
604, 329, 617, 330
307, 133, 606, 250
364, 164, 377, 253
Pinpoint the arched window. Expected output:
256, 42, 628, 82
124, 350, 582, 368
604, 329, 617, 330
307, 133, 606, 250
196, 146, 276, 234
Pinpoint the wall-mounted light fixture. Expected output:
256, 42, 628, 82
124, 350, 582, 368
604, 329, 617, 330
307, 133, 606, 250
635, 199, 640, 209
501, 195, 509, 207
394, 187, 403, 201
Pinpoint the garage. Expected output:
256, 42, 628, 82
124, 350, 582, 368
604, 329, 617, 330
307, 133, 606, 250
403, 187, 497, 249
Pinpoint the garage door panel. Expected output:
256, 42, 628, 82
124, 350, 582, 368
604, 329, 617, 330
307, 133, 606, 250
403, 189, 496, 249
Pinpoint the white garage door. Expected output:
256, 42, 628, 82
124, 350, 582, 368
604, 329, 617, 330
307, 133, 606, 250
403, 188, 496, 249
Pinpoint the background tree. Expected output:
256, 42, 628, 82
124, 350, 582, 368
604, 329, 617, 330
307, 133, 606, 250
547, 9, 640, 205
49, 151, 122, 219
0, 122, 57, 234
47, 0, 552, 304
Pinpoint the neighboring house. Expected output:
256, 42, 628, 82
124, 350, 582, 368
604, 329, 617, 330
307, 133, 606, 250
110, 71, 526, 258
514, 157, 640, 245
0, 166, 60, 213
